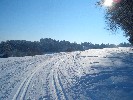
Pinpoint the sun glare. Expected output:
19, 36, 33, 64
104, 0, 113, 7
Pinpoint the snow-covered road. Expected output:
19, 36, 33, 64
0, 47, 133, 100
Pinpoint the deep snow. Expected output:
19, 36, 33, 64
0, 47, 133, 100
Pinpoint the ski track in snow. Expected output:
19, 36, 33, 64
12, 63, 43, 100
11, 56, 53, 100
51, 55, 69, 100
0, 47, 133, 100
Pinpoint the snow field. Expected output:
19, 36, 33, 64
0, 47, 133, 100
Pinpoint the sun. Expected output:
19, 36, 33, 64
103, 0, 114, 7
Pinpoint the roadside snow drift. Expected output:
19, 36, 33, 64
0, 47, 133, 100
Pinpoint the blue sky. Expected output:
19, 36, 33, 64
0, 0, 128, 44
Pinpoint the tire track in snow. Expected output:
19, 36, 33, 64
58, 69, 71, 87
51, 54, 71, 100
12, 77, 28, 100
57, 71, 69, 100
53, 69, 68, 100
12, 57, 52, 100
12, 53, 75, 100
53, 73, 60, 100
19, 66, 41, 100
45, 57, 63, 100
12, 65, 42, 100
43, 55, 65, 100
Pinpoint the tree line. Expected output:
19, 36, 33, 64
0, 38, 131, 57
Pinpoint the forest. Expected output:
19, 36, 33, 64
0, 38, 131, 57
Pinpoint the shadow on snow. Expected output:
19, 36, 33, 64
71, 50, 133, 100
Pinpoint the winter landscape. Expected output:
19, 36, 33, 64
0, 47, 133, 100
1, 0, 133, 100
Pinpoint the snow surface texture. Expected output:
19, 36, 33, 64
0, 47, 133, 100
